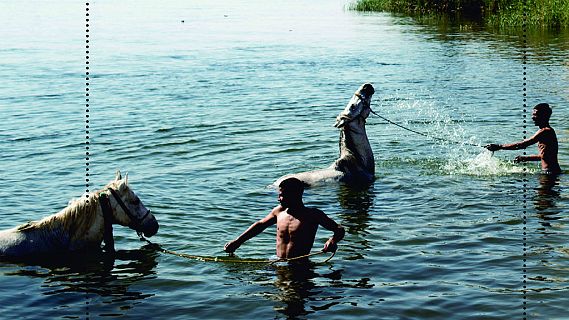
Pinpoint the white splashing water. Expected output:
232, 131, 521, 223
443, 150, 533, 176
382, 97, 537, 176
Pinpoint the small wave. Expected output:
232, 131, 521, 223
167, 55, 187, 60
9, 132, 63, 142
36, 94, 63, 99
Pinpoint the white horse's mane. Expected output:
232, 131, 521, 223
17, 179, 128, 244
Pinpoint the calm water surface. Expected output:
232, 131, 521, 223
0, 0, 568, 319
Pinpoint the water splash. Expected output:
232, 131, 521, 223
442, 150, 534, 176
379, 97, 538, 176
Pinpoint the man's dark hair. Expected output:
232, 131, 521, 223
534, 103, 552, 120
278, 177, 304, 197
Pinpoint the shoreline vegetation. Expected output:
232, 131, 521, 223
350, 0, 569, 29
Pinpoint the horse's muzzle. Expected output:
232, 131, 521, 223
142, 217, 159, 237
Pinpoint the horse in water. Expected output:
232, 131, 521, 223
0, 172, 158, 260
276, 83, 376, 186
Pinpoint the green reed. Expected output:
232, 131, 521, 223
350, 0, 569, 28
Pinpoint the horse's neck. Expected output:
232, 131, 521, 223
338, 120, 374, 173
49, 196, 105, 248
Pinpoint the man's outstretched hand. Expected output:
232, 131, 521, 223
485, 144, 501, 152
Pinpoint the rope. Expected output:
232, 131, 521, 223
141, 238, 336, 265
369, 109, 484, 148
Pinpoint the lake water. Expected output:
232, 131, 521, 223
0, 0, 568, 319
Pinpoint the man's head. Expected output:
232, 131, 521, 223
532, 103, 552, 126
278, 177, 304, 208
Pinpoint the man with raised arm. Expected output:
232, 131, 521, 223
224, 177, 345, 259
485, 103, 561, 175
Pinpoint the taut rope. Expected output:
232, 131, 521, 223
369, 108, 484, 148
141, 238, 336, 265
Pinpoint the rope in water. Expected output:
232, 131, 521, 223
369, 109, 484, 148
141, 238, 336, 265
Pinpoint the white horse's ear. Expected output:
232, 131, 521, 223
124, 173, 129, 185
115, 170, 122, 181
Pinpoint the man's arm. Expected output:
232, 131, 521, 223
486, 129, 544, 151
314, 209, 345, 253
224, 209, 277, 253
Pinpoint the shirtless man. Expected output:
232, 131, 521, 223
224, 178, 345, 259
485, 103, 561, 174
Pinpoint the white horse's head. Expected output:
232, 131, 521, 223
103, 171, 159, 238
334, 83, 375, 128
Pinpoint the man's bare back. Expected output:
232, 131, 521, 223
224, 178, 344, 259
273, 204, 340, 258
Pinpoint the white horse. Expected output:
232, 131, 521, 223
276, 83, 376, 186
0, 172, 158, 260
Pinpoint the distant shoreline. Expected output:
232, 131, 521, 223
350, 0, 569, 29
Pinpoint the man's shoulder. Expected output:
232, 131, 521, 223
271, 205, 285, 214
546, 126, 557, 134
537, 127, 557, 138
